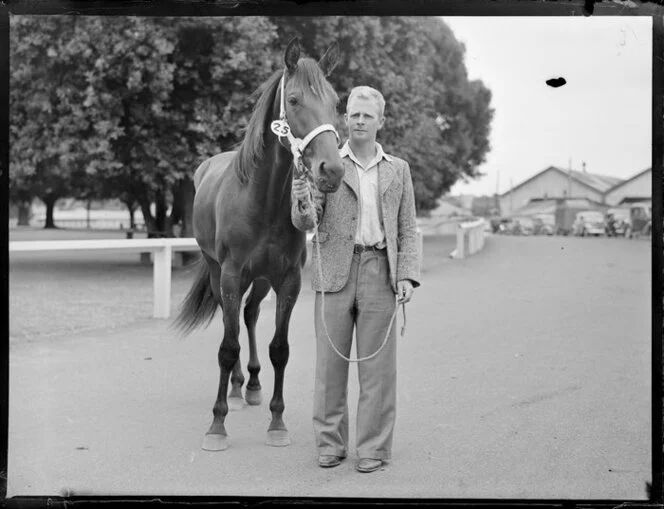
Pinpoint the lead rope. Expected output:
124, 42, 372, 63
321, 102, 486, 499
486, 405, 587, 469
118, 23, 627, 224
273, 69, 405, 362
300, 164, 406, 363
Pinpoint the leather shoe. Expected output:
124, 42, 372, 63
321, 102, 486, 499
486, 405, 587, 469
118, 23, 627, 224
355, 458, 382, 473
318, 455, 343, 468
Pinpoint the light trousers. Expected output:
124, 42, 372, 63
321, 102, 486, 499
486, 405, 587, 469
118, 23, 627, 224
313, 249, 397, 460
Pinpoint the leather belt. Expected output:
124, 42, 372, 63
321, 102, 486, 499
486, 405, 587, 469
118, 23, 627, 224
353, 244, 386, 254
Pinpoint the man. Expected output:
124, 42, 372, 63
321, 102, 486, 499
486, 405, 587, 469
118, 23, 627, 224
291, 85, 421, 473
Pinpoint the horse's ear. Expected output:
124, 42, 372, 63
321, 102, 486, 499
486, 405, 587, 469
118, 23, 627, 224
284, 37, 301, 72
318, 42, 339, 77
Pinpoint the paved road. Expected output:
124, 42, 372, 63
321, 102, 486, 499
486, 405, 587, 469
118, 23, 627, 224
8, 235, 652, 500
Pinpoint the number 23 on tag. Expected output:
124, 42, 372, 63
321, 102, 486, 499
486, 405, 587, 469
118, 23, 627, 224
271, 120, 290, 137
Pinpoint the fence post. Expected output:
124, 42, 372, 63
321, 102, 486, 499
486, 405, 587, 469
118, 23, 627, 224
153, 244, 172, 319
456, 224, 465, 259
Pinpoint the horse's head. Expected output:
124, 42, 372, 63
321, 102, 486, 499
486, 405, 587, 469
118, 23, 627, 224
278, 38, 344, 194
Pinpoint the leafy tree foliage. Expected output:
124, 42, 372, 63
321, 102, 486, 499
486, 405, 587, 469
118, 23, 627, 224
10, 16, 102, 227
10, 15, 493, 231
271, 16, 494, 212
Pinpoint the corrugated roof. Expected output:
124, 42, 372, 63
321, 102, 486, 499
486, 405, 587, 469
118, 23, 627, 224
501, 166, 625, 197
568, 169, 623, 193
509, 197, 605, 218
604, 167, 652, 194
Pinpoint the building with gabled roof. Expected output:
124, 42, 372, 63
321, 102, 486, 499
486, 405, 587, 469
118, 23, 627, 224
603, 167, 652, 206
498, 164, 626, 215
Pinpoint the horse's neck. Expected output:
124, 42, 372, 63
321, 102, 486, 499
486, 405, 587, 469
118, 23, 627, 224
248, 138, 294, 222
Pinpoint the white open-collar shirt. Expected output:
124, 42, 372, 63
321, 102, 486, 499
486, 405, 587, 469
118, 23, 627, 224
339, 141, 393, 249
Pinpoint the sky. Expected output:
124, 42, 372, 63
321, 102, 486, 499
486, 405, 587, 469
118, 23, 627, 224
442, 16, 653, 197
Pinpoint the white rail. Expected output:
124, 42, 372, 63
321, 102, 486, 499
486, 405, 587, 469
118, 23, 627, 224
10, 238, 200, 319
451, 219, 486, 259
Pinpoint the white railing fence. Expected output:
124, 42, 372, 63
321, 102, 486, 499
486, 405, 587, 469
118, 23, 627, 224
10, 238, 199, 319
11, 231, 428, 320
10, 234, 320, 320
450, 219, 486, 259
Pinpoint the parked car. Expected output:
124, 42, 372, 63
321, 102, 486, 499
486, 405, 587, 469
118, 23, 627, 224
533, 214, 555, 235
572, 210, 605, 237
497, 218, 515, 234
605, 207, 631, 237
555, 203, 594, 236
511, 217, 535, 236
627, 202, 652, 238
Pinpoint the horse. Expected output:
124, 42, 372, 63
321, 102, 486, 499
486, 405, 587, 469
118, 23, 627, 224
173, 38, 344, 452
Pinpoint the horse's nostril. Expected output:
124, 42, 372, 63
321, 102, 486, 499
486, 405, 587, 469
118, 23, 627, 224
318, 161, 343, 192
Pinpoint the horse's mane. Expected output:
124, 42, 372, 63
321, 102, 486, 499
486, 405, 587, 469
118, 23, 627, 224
234, 58, 338, 185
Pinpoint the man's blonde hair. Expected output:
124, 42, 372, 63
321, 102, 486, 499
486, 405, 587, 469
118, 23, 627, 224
346, 86, 385, 117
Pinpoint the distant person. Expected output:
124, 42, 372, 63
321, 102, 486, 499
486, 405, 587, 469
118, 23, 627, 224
291, 85, 421, 473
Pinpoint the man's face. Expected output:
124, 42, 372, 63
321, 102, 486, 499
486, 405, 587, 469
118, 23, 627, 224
345, 96, 384, 144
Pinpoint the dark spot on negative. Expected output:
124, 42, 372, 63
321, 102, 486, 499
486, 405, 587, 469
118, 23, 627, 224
546, 77, 567, 88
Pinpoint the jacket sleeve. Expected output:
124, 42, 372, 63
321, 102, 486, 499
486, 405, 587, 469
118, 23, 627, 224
291, 182, 327, 232
396, 161, 421, 288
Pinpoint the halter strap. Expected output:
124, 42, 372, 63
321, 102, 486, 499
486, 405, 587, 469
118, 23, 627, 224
274, 70, 339, 171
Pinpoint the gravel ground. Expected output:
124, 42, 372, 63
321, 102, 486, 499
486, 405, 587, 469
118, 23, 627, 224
7, 231, 652, 500
9, 227, 457, 342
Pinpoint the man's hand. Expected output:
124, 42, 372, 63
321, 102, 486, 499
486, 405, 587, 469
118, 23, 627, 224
292, 178, 310, 203
397, 280, 414, 304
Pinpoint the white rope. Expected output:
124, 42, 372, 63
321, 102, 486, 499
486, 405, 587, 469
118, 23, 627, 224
303, 178, 405, 363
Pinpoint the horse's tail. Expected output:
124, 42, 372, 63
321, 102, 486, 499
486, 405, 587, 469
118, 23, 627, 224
172, 256, 219, 336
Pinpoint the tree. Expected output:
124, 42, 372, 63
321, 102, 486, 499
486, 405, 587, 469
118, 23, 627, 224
79, 16, 282, 237
10, 16, 105, 227
270, 16, 494, 214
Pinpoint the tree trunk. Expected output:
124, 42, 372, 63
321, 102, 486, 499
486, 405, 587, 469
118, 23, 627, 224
138, 196, 155, 232
17, 200, 32, 226
137, 198, 156, 264
177, 177, 195, 238
154, 190, 169, 237
43, 196, 57, 229
171, 178, 197, 266
121, 199, 137, 230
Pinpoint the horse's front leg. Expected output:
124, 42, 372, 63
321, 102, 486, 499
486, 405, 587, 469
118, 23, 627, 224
266, 267, 301, 447
202, 264, 250, 452
243, 278, 272, 406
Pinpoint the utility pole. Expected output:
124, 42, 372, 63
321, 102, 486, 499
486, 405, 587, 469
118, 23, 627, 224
567, 157, 572, 199
495, 169, 500, 215
510, 177, 513, 213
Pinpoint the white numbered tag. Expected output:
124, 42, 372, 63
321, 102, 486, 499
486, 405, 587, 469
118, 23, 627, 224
270, 120, 290, 137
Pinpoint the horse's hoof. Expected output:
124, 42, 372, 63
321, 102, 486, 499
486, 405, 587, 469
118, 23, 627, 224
245, 388, 262, 406
266, 429, 290, 447
202, 434, 229, 451
228, 396, 246, 411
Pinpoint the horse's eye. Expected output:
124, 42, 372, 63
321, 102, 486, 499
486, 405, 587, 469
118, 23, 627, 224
288, 97, 298, 106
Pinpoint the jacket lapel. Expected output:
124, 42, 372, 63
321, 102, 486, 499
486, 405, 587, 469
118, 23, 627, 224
342, 158, 359, 197
378, 159, 396, 196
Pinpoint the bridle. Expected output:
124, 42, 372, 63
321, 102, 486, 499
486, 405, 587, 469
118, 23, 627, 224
270, 69, 339, 178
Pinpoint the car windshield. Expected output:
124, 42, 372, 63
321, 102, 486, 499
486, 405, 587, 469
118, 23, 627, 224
608, 209, 630, 220
578, 211, 604, 222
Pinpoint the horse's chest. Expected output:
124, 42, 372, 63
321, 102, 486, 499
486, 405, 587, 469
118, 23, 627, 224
244, 235, 303, 276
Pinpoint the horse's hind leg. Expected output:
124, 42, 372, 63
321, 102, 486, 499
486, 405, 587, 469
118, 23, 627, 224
243, 277, 271, 406
228, 360, 246, 411
266, 267, 301, 447
202, 261, 251, 452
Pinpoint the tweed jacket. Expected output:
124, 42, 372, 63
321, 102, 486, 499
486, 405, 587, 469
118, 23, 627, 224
291, 150, 421, 294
